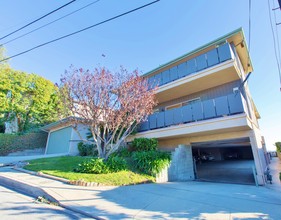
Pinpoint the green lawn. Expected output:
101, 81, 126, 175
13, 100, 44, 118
24, 156, 155, 186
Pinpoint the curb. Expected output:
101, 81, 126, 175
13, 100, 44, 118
0, 168, 104, 220
0, 174, 58, 203
59, 204, 105, 220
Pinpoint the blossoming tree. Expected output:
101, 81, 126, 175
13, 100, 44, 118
60, 66, 157, 159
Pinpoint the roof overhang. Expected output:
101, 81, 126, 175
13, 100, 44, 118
40, 116, 77, 132
142, 27, 253, 78
252, 100, 261, 119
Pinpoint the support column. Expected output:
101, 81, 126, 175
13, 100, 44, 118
168, 144, 195, 181
249, 130, 266, 185
44, 131, 51, 155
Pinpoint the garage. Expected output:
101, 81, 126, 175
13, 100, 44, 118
42, 118, 90, 155
191, 138, 256, 185
46, 126, 72, 154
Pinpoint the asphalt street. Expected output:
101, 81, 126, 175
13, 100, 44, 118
0, 185, 91, 220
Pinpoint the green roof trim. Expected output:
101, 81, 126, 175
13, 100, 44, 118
142, 27, 251, 77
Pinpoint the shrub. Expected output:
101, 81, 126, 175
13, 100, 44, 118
113, 147, 131, 157
75, 156, 127, 174
132, 138, 158, 152
132, 150, 171, 175
75, 158, 110, 174
77, 142, 97, 156
106, 156, 128, 172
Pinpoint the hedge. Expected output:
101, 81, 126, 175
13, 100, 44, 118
0, 132, 48, 156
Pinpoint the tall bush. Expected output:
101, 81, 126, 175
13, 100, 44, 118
132, 138, 158, 151
132, 150, 171, 175
106, 156, 128, 172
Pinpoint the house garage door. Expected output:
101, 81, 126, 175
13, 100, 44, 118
46, 126, 72, 154
192, 138, 256, 185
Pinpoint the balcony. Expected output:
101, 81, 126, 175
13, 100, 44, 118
138, 93, 246, 132
148, 43, 234, 89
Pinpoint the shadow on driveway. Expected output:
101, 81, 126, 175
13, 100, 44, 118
55, 181, 281, 219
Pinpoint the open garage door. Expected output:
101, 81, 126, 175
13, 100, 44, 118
191, 138, 256, 185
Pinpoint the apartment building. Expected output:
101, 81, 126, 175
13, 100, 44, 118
131, 28, 268, 185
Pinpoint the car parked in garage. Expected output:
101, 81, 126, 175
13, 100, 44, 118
194, 152, 215, 163
200, 152, 215, 161
224, 150, 240, 160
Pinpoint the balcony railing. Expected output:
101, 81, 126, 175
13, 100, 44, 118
138, 93, 245, 132
148, 43, 234, 89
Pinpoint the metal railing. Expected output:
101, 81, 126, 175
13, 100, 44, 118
148, 43, 234, 89
138, 93, 245, 132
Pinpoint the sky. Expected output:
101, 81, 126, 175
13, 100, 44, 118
0, 0, 280, 150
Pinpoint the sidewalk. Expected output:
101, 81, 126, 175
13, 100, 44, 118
0, 165, 281, 219
0, 153, 67, 166
267, 157, 281, 192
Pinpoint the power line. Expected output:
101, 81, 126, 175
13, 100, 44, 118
0, 0, 78, 41
239, 0, 252, 90
0, 0, 160, 63
272, 0, 281, 70
248, 0, 251, 52
267, 0, 281, 91
1, 0, 101, 47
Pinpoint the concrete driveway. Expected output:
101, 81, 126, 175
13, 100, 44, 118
90, 181, 280, 219
196, 160, 255, 185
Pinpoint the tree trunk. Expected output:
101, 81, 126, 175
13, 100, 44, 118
4, 113, 19, 134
